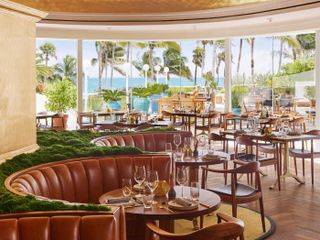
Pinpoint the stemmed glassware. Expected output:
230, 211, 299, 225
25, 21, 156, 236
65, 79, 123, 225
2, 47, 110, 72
176, 166, 188, 198
134, 165, 146, 197
146, 170, 159, 204
121, 178, 132, 197
198, 135, 206, 156
173, 134, 182, 150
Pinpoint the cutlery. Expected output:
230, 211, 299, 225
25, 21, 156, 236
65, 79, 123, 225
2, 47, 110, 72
158, 205, 175, 213
199, 202, 210, 208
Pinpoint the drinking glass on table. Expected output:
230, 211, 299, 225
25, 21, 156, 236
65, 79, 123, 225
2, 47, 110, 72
142, 186, 153, 209
134, 165, 146, 197
174, 148, 183, 162
146, 170, 159, 204
176, 166, 188, 198
165, 142, 172, 153
173, 134, 182, 150
121, 178, 132, 197
198, 135, 206, 156
190, 182, 200, 201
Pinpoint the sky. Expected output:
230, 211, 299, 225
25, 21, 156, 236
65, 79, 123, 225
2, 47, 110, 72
36, 35, 296, 81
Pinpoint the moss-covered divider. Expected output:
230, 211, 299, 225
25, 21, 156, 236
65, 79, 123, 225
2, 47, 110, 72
0, 130, 147, 214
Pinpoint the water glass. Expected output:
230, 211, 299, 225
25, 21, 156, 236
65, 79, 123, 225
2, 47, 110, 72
208, 140, 215, 155
190, 182, 200, 201
165, 142, 172, 153
121, 178, 132, 197
174, 148, 183, 162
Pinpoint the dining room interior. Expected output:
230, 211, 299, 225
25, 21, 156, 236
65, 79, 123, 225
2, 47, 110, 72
1, 0, 320, 239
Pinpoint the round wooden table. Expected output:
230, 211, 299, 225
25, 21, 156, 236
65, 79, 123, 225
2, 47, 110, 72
99, 186, 221, 240
175, 151, 230, 184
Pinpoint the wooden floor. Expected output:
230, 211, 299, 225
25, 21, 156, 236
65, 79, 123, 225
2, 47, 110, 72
207, 159, 320, 239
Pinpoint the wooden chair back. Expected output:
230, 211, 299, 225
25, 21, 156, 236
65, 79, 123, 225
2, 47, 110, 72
146, 212, 244, 240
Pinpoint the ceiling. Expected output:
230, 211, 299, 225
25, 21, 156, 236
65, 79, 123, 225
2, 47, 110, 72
11, 0, 270, 13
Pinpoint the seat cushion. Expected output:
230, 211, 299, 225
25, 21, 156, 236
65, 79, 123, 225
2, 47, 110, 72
208, 183, 257, 197
289, 149, 320, 158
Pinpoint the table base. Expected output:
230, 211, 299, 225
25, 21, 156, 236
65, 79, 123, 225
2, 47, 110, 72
269, 172, 305, 189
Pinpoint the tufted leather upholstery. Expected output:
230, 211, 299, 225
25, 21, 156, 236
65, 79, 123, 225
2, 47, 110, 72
0, 208, 126, 240
5, 155, 170, 204
91, 131, 192, 151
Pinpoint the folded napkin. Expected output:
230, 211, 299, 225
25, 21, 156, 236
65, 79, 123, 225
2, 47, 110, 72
175, 198, 194, 207
106, 197, 131, 204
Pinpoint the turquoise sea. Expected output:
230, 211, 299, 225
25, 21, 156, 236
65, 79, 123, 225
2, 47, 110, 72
84, 77, 224, 93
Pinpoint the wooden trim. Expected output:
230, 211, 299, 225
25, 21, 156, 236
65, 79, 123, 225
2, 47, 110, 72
0, 144, 39, 163
0, 0, 47, 21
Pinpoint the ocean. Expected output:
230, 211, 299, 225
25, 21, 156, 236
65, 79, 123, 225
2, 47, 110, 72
84, 77, 224, 93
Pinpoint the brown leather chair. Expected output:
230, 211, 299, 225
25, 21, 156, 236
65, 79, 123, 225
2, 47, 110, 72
202, 161, 266, 233
5, 155, 170, 204
91, 131, 192, 152
146, 212, 244, 240
0, 209, 126, 240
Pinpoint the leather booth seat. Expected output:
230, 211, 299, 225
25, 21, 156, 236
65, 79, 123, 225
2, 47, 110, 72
91, 131, 192, 151
5, 154, 170, 204
0, 209, 126, 240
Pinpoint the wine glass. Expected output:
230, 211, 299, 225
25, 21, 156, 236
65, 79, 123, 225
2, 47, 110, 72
134, 165, 146, 197
146, 170, 159, 204
198, 135, 206, 156
176, 166, 188, 198
121, 178, 132, 197
173, 134, 182, 150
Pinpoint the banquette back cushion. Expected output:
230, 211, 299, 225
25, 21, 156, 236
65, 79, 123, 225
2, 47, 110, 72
0, 209, 125, 240
91, 131, 192, 151
6, 155, 170, 204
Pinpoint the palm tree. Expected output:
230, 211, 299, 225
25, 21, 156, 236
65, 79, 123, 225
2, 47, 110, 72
237, 39, 243, 74
39, 42, 57, 67
91, 41, 106, 93
277, 36, 301, 72
91, 41, 126, 92
36, 53, 54, 83
145, 41, 180, 82
246, 38, 256, 78
216, 52, 225, 86
55, 55, 77, 82
192, 47, 205, 85
163, 48, 192, 80
211, 40, 225, 83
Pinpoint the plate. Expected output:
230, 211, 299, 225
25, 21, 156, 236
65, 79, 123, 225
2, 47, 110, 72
168, 200, 198, 211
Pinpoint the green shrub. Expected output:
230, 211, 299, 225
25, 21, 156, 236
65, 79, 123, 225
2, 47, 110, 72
0, 129, 171, 214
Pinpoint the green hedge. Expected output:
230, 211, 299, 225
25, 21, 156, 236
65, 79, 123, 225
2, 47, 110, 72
0, 130, 146, 214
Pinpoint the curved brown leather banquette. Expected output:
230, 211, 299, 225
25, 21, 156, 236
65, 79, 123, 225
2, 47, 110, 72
91, 131, 192, 151
5, 154, 170, 204
0, 208, 126, 240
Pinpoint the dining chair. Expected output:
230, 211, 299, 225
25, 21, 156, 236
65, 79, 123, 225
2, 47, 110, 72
223, 112, 237, 130
201, 161, 266, 233
76, 111, 95, 130
146, 212, 244, 240
290, 130, 320, 185
289, 117, 306, 133
234, 136, 281, 191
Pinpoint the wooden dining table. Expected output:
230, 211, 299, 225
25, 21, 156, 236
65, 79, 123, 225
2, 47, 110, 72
99, 186, 221, 240
220, 129, 319, 187
175, 151, 230, 185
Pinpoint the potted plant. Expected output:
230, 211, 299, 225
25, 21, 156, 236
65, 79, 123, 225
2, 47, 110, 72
45, 79, 77, 129
101, 89, 125, 110
132, 87, 152, 112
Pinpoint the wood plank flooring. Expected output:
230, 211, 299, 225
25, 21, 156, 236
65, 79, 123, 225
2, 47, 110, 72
206, 159, 320, 239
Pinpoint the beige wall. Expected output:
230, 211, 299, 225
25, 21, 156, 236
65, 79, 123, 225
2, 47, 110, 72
0, 1, 46, 161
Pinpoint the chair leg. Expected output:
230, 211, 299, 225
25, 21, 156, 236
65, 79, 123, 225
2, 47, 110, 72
259, 197, 266, 232
277, 162, 281, 191
302, 158, 305, 177
294, 157, 298, 176
311, 157, 314, 185
223, 162, 228, 185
